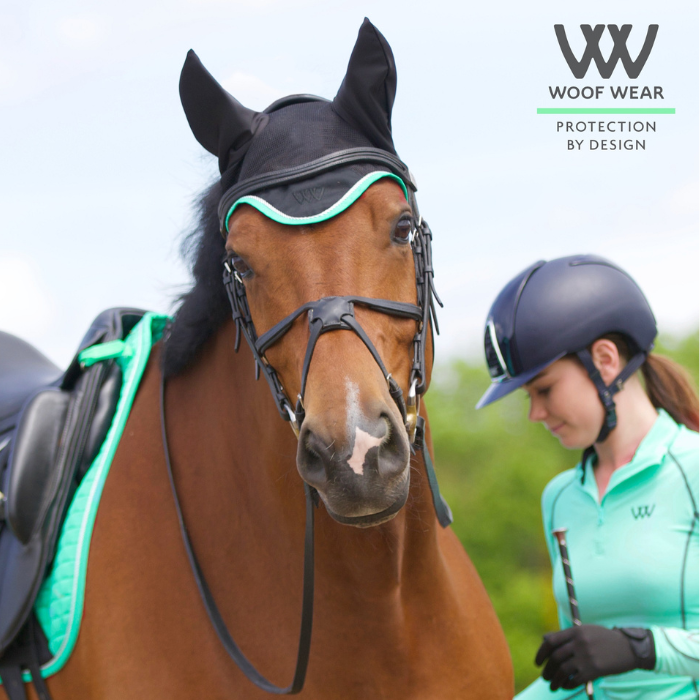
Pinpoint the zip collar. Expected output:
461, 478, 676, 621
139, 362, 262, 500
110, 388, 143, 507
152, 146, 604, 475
577, 410, 681, 497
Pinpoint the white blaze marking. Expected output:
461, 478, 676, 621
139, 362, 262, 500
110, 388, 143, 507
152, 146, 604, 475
345, 379, 361, 428
348, 426, 383, 476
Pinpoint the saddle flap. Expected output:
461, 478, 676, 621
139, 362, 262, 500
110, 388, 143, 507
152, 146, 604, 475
0, 535, 44, 656
78, 361, 123, 481
6, 390, 71, 545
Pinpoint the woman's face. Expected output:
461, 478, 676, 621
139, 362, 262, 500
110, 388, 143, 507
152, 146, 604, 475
523, 357, 605, 449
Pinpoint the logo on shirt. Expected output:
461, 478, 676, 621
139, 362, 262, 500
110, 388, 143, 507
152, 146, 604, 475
631, 504, 655, 519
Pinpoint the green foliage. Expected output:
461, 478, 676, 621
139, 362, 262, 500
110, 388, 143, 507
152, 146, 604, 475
425, 330, 699, 692
655, 333, 699, 387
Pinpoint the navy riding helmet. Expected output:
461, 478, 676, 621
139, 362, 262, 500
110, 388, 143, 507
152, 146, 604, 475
476, 254, 657, 442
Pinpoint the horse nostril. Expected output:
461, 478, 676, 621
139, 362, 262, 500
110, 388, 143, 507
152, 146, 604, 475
375, 413, 409, 479
297, 427, 330, 488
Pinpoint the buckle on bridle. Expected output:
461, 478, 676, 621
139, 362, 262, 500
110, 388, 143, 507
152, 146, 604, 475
285, 403, 300, 437
406, 378, 419, 444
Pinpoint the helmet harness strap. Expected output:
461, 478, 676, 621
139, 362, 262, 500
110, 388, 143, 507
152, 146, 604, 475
576, 348, 649, 444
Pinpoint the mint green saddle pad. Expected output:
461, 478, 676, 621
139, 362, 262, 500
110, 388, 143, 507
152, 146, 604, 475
18, 312, 168, 682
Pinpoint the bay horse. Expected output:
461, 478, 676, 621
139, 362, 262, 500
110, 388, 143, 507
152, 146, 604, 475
3, 19, 512, 700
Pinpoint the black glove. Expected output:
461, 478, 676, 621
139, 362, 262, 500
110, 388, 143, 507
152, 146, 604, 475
535, 625, 656, 691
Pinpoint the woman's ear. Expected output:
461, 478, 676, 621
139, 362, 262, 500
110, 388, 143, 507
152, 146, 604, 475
590, 339, 622, 384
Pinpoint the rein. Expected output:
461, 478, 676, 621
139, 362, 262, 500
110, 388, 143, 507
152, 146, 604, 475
160, 377, 315, 694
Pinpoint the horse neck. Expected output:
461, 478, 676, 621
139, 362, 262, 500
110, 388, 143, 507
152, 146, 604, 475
164, 319, 441, 599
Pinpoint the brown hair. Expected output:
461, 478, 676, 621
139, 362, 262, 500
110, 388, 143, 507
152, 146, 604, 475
641, 355, 699, 431
603, 334, 699, 432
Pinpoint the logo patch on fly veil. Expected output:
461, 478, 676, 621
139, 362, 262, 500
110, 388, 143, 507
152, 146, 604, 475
554, 25, 659, 79
292, 188, 325, 205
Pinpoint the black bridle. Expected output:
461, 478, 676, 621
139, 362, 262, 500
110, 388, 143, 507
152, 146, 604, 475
219, 146, 441, 446
222, 212, 439, 444
161, 146, 452, 696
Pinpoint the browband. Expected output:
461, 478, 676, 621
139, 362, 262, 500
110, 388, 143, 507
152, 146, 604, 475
218, 147, 417, 234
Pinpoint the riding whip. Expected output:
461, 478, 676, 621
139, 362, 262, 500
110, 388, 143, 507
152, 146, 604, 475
552, 528, 594, 700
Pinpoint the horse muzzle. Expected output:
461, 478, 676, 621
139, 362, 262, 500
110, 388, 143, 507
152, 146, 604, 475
296, 406, 411, 527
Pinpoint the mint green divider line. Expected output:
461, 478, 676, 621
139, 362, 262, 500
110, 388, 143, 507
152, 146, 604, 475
537, 108, 675, 114
224, 171, 408, 231
21, 312, 170, 682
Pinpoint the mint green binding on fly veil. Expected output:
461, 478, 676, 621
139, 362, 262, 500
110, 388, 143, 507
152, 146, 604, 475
14, 312, 170, 682
224, 171, 408, 230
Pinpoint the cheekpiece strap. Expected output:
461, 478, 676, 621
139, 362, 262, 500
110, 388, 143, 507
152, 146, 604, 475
223, 264, 293, 424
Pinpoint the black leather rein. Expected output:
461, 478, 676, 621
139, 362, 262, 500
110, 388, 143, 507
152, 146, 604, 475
160, 377, 315, 694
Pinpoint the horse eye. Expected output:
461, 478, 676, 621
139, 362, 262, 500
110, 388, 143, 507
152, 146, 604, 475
393, 216, 413, 243
227, 253, 252, 279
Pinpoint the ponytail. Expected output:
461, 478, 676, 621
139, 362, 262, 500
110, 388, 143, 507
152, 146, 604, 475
601, 333, 699, 432
641, 354, 699, 432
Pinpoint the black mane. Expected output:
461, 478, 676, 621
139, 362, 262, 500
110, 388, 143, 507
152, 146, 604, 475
161, 183, 231, 377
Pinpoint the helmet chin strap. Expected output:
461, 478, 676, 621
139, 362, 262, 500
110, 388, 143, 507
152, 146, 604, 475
576, 348, 649, 445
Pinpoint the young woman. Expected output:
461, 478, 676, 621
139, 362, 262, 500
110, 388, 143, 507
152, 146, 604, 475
477, 255, 699, 699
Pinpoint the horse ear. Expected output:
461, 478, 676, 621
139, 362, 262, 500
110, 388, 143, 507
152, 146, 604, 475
332, 18, 397, 154
179, 50, 267, 173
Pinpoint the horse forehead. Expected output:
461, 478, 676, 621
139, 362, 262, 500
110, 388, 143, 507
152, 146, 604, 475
229, 179, 408, 242
354, 178, 409, 215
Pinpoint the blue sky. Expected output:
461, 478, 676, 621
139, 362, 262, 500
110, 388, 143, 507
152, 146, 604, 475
0, 0, 697, 367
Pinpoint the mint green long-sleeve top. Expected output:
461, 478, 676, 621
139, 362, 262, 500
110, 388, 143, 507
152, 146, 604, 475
516, 410, 699, 700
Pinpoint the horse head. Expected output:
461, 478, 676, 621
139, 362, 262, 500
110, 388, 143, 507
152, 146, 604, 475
174, 18, 440, 528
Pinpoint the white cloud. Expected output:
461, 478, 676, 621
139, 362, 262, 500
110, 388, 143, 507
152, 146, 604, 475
221, 71, 284, 110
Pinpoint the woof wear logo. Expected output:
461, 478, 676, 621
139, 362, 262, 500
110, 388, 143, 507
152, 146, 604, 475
554, 25, 659, 79
631, 505, 655, 519
292, 187, 324, 205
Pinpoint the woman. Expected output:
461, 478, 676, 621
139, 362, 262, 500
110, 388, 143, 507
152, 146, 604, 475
477, 255, 699, 699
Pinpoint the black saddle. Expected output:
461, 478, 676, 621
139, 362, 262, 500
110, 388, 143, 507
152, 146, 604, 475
0, 308, 145, 699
